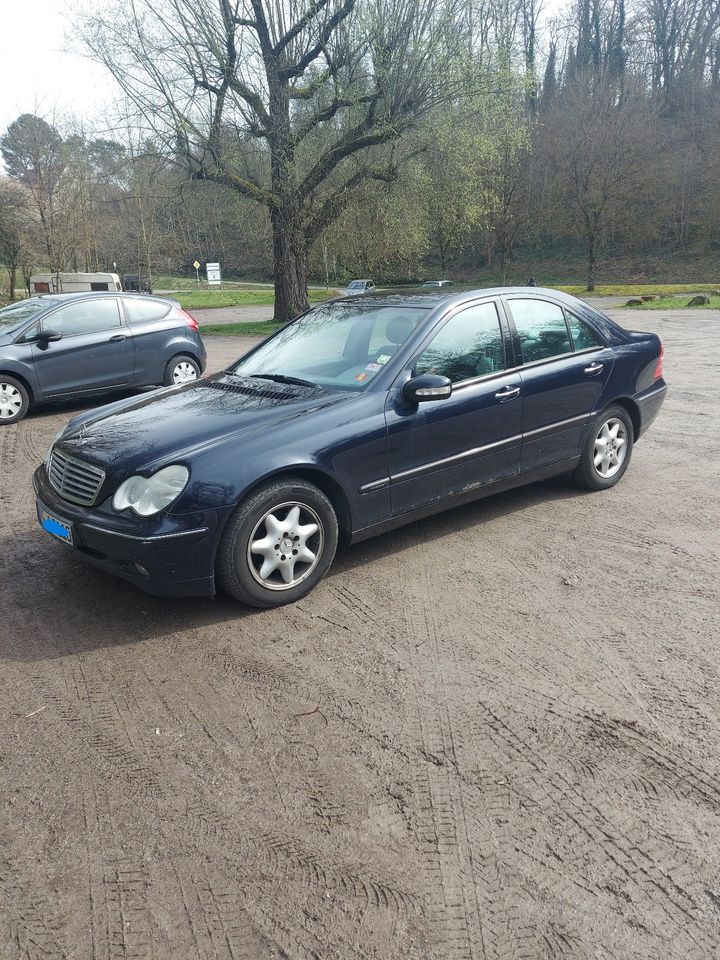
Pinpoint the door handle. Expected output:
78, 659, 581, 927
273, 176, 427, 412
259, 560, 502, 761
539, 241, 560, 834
495, 385, 520, 402
108, 334, 127, 342
584, 362, 604, 375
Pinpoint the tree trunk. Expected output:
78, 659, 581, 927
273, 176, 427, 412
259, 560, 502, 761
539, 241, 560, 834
271, 205, 309, 323
586, 232, 596, 291
8, 261, 17, 301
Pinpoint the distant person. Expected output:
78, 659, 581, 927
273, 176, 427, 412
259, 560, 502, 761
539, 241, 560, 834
527, 276, 537, 287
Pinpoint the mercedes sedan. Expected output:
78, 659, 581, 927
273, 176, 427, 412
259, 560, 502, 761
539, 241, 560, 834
0, 293, 206, 423
33, 287, 666, 607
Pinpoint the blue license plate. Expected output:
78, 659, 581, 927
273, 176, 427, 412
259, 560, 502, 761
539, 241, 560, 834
38, 507, 74, 546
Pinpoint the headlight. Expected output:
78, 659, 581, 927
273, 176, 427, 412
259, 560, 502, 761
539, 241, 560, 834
112, 464, 189, 516
46, 427, 66, 465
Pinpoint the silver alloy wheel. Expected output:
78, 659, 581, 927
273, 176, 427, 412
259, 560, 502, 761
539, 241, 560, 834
247, 501, 324, 591
593, 417, 628, 478
0, 383, 23, 420
172, 360, 198, 384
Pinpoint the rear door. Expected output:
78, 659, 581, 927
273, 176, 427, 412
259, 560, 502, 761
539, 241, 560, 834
386, 299, 522, 515
31, 298, 134, 396
504, 296, 614, 470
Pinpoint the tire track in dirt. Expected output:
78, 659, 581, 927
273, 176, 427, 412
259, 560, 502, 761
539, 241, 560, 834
83, 785, 155, 960
0, 853, 67, 960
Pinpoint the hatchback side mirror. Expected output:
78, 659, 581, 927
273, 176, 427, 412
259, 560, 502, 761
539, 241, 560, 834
36, 330, 63, 347
403, 374, 453, 404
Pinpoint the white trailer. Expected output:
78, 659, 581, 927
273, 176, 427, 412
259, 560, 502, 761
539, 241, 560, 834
29, 272, 123, 295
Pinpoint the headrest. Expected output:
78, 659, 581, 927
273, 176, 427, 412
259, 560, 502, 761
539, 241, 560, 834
386, 315, 415, 345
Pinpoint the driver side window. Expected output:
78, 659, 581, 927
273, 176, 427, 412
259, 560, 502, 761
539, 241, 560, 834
415, 302, 505, 383
43, 299, 121, 337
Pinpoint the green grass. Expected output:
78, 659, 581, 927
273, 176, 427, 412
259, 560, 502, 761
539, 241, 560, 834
177, 288, 336, 309
553, 283, 720, 297
201, 321, 282, 336
625, 294, 720, 310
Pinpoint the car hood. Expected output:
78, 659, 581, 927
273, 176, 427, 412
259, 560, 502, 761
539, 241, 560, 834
55, 373, 350, 476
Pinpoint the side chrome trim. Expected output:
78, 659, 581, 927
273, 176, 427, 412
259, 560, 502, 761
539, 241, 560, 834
636, 384, 667, 403
523, 413, 590, 439
81, 524, 209, 542
358, 477, 390, 494
391, 434, 523, 483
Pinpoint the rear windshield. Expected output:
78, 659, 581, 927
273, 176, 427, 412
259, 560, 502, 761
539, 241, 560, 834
0, 299, 48, 332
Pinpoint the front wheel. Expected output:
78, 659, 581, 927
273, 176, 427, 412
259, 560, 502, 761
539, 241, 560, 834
216, 477, 339, 608
573, 405, 634, 491
163, 354, 200, 386
0, 375, 30, 424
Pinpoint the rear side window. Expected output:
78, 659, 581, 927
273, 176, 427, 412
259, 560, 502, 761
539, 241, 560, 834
566, 312, 603, 350
123, 298, 170, 323
508, 299, 571, 363
43, 299, 121, 336
415, 301, 505, 383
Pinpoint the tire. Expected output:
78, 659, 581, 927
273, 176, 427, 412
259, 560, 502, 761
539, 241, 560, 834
163, 354, 200, 386
573, 404, 634, 491
216, 477, 339, 608
0, 375, 30, 425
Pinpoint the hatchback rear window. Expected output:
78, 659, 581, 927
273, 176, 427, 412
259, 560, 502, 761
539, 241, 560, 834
123, 298, 170, 323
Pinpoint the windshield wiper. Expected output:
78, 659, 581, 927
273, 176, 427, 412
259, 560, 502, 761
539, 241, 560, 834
250, 373, 317, 388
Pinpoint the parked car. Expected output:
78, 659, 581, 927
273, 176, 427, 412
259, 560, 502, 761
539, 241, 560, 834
29, 272, 122, 295
122, 274, 153, 294
344, 279, 375, 296
33, 286, 666, 607
0, 293, 206, 423
422, 280, 456, 287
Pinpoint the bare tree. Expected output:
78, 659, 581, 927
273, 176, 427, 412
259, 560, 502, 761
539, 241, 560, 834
82, 0, 464, 320
540, 76, 653, 290
0, 179, 33, 300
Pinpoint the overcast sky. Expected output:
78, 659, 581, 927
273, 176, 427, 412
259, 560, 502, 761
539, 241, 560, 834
1, 0, 567, 146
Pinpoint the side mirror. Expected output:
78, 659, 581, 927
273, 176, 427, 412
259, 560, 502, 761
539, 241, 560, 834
36, 330, 63, 347
402, 374, 453, 404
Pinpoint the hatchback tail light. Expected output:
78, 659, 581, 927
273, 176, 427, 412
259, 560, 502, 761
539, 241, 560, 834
179, 308, 199, 331
653, 343, 664, 380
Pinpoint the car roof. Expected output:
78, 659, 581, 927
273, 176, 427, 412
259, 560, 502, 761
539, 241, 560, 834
332, 285, 588, 309
28, 292, 178, 308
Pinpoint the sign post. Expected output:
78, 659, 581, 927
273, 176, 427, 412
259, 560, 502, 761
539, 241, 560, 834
193, 259, 201, 285
206, 262, 222, 286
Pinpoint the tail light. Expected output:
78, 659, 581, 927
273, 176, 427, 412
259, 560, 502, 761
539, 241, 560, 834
653, 343, 664, 380
179, 308, 199, 331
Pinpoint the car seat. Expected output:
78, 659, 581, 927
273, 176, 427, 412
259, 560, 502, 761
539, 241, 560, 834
373, 314, 417, 358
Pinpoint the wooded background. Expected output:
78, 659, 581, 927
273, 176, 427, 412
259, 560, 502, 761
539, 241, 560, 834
1, 0, 719, 317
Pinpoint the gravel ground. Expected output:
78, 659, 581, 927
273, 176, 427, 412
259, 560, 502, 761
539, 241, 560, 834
1, 307, 719, 959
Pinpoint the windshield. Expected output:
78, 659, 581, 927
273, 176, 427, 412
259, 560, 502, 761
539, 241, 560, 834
0, 298, 47, 333
347, 281, 364, 289
229, 301, 429, 391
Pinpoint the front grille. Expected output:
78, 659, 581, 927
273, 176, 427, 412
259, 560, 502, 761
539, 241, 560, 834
49, 448, 105, 506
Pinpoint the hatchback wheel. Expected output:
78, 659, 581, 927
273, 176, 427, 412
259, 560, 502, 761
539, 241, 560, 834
573, 405, 634, 490
216, 477, 338, 607
0, 376, 30, 424
164, 355, 200, 386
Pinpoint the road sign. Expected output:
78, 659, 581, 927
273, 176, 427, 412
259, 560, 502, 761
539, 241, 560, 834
193, 260, 200, 270
206, 262, 222, 286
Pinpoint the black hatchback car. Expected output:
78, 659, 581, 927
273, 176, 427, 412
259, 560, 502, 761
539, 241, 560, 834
33, 287, 666, 607
0, 293, 206, 423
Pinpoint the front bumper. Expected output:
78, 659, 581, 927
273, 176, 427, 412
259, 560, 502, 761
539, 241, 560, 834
33, 464, 228, 597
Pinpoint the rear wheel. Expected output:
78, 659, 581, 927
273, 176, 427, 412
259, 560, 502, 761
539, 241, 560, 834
163, 354, 200, 386
216, 477, 338, 608
0, 375, 30, 424
573, 405, 634, 491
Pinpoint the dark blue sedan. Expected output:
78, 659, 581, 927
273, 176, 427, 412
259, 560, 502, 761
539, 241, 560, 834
0, 293, 206, 423
33, 287, 666, 607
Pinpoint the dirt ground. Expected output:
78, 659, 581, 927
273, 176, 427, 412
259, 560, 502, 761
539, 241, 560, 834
1, 306, 719, 960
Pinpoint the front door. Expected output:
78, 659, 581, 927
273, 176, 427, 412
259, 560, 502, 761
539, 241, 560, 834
504, 296, 614, 470
386, 300, 522, 516
31, 298, 134, 396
